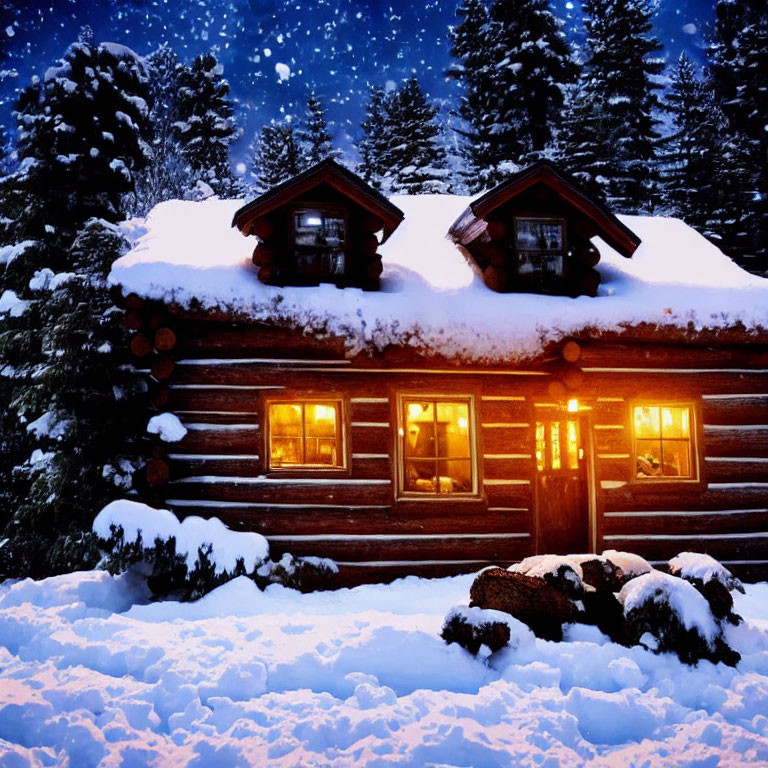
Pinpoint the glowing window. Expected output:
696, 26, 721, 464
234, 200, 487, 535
633, 405, 694, 479
401, 398, 473, 494
536, 419, 580, 472
269, 401, 343, 469
293, 208, 346, 278
515, 218, 565, 283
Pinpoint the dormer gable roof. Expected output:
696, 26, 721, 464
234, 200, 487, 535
232, 158, 405, 243
449, 160, 641, 258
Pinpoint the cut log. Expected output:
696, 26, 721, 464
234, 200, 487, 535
578, 269, 601, 297
561, 340, 582, 363
249, 217, 274, 240
357, 233, 379, 259
257, 264, 277, 284
365, 259, 384, 280
124, 293, 144, 310
151, 355, 175, 381
483, 265, 507, 292
130, 333, 153, 358
146, 458, 170, 487
575, 243, 600, 268
359, 213, 384, 234
486, 220, 509, 241
150, 387, 170, 410
469, 567, 579, 641
147, 312, 166, 330
252, 244, 275, 267
154, 327, 177, 352
547, 379, 567, 400
562, 366, 584, 391
121, 310, 144, 331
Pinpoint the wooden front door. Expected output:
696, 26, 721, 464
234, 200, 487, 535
534, 408, 590, 555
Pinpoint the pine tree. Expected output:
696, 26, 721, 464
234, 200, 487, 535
357, 85, 390, 187
0, 32, 148, 578
710, 0, 768, 273
131, 43, 195, 214
251, 120, 304, 193
558, 0, 663, 213
449, 0, 577, 190
298, 91, 340, 167
448, 0, 500, 191
174, 51, 239, 198
378, 77, 451, 195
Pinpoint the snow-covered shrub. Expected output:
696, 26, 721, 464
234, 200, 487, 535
619, 570, 740, 666
93, 500, 269, 599
255, 552, 339, 593
441, 606, 512, 656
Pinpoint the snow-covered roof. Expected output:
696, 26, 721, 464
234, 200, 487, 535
110, 195, 768, 361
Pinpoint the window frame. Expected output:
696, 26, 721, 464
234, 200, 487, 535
289, 202, 349, 283
513, 215, 567, 281
265, 396, 348, 475
629, 399, 703, 487
395, 393, 479, 499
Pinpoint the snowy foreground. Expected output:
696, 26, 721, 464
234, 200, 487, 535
1, 571, 767, 767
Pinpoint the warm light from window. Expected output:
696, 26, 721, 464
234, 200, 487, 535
567, 398, 579, 412
458, 416, 468, 430
269, 401, 341, 468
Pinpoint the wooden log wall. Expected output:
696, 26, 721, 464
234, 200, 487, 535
582, 340, 768, 581
124, 308, 768, 584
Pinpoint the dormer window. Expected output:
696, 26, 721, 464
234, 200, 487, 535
293, 207, 346, 280
515, 217, 565, 283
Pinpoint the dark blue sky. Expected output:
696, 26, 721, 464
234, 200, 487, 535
0, 0, 716, 166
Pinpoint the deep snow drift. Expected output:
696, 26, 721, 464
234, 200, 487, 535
110, 196, 768, 361
1, 569, 768, 766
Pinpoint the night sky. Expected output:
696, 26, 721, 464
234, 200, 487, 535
0, 0, 717, 167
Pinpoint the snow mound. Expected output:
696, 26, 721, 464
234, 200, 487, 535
619, 570, 716, 643
602, 550, 653, 579
109, 196, 768, 362
93, 499, 268, 574
146, 412, 187, 442
669, 552, 744, 592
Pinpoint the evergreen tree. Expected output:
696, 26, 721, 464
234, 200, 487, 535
298, 91, 340, 167
357, 85, 390, 187
131, 43, 195, 214
174, 51, 239, 198
0, 32, 148, 578
558, 0, 663, 213
251, 120, 304, 193
448, 0, 500, 191
379, 77, 451, 195
710, 0, 768, 273
449, 0, 577, 190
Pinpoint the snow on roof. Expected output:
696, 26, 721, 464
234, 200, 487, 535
110, 195, 768, 361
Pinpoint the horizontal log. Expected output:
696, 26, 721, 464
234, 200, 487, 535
603, 508, 768, 537
151, 356, 175, 381
581, 371, 768, 397
484, 265, 507, 292
596, 456, 632, 483
704, 426, 768, 458
482, 483, 532, 509
479, 400, 529, 422
146, 459, 170, 487
359, 213, 384, 234
704, 458, 768, 483
252, 244, 275, 267
257, 264, 276, 284
483, 459, 534, 481
485, 220, 509, 242
701, 396, 768, 426
167, 477, 394, 506
579, 344, 768, 370
168, 389, 264, 413
178, 412, 262, 425
365, 259, 383, 280
350, 400, 391, 422
603, 485, 768, 513
150, 387, 170, 410
249, 217, 274, 240
332, 561, 503, 587
176, 427, 262, 454
350, 455, 392, 480
600, 533, 768, 562
169, 455, 263, 478
593, 430, 630, 455
266, 534, 532, 563
481, 429, 532, 455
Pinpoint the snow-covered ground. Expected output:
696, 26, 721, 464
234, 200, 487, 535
1, 571, 767, 766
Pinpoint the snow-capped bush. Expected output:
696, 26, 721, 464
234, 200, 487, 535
146, 412, 187, 442
441, 605, 515, 656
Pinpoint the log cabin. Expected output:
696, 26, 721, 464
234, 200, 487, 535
110, 159, 768, 584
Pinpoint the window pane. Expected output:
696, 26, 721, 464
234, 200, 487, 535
294, 208, 346, 277
660, 440, 691, 477
636, 439, 663, 477
305, 404, 338, 437
438, 459, 472, 493
404, 459, 438, 493
270, 403, 303, 436
271, 438, 302, 466
550, 422, 561, 470
634, 406, 661, 439
436, 402, 471, 458
661, 406, 690, 439
404, 401, 435, 458
567, 420, 579, 470
516, 220, 563, 252
536, 422, 546, 471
